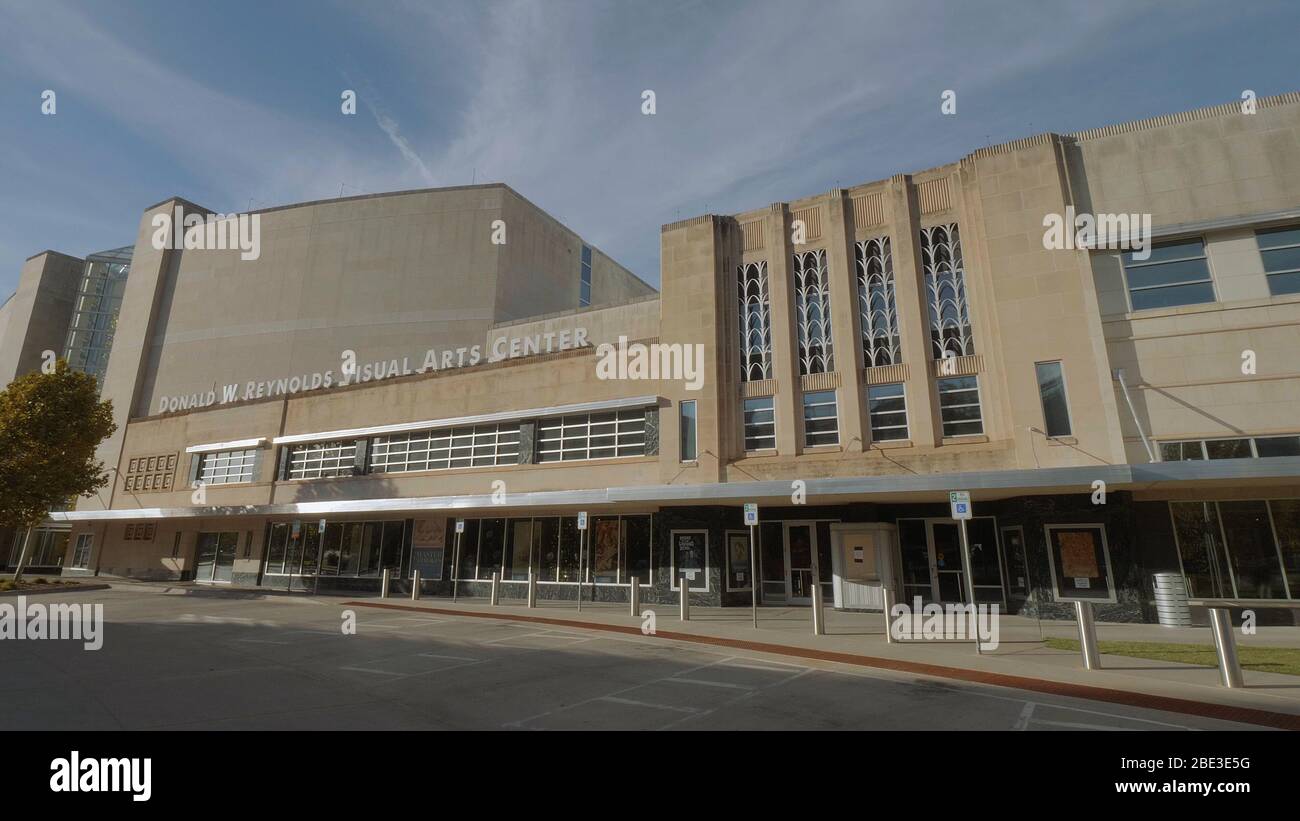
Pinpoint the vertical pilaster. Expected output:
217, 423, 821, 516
765, 203, 801, 454
657, 215, 727, 483
825, 191, 867, 453
886, 175, 939, 448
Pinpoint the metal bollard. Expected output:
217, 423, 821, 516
882, 586, 895, 644
1074, 600, 1101, 670
679, 577, 690, 622
1208, 607, 1244, 688
490, 571, 500, 606
411, 569, 421, 601
629, 576, 640, 617
811, 582, 826, 636
380, 567, 390, 599
527, 571, 537, 608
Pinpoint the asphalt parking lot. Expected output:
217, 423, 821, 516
0, 588, 1261, 730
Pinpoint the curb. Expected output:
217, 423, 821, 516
344, 599, 1300, 731
106, 582, 329, 604
0, 584, 112, 597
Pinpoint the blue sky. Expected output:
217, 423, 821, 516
0, 0, 1297, 296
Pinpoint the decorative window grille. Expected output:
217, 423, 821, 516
197, 449, 259, 485
538, 410, 646, 462
286, 441, 357, 480
370, 424, 521, 473
856, 237, 901, 366
737, 261, 773, 381
792, 249, 834, 375
920, 224, 975, 359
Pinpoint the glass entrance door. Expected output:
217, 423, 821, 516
195, 532, 238, 583
1001, 526, 1029, 603
784, 523, 816, 605
896, 517, 1006, 604
932, 521, 965, 602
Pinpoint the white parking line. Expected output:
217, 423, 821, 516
504, 655, 741, 728
666, 677, 755, 691
599, 696, 700, 714
482, 631, 590, 645
418, 652, 480, 662
1013, 701, 1035, 731
1032, 719, 1136, 731
725, 660, 807, 674
338, 665, 406, 677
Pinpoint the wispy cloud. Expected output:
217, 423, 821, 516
0, 0, 1289, 298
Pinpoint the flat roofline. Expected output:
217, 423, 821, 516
23, 249, 84, 263
49, 458, 1300, 521
664, 90, 1300, 232
140, 182, 652, 292
491, 293, 660, 329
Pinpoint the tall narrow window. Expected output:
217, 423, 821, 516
679, 400, 697, 461
737, 262, 773, 380
1034, 361, 1072, 438
71, 534, 94, 568
920, 224, 974, 359
792, 249, 833, 374
802, 390, 839, 447
579, 245, 593, 306
856, 237, 901, 366
937, 376, 983, 437
867, 383, 908, 442
1256, 225, 1300, 296
743, 396, 776, 451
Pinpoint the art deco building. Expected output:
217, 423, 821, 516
3, 94, 1299, 624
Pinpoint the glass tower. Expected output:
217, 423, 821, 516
62, 245, 132, 392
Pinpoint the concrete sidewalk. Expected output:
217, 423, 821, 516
335, 594, 1300, 728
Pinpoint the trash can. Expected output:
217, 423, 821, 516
1153, 572, 1192, 627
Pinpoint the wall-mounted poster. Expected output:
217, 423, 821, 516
412, 518, 447, 549
1058, 531, 1099, 578
1045, 524, 1114, 602
671, 529, 708, 592
409, 517, 446, 579
726, 532, 751, 592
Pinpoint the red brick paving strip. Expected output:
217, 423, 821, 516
344, 600, 1299, 730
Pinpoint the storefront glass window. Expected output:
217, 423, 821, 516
1219, 501, 1287, 599
558, 516, 581, 582
1269, 500, 1300, 596
1170, 502, 1233, 598
477, 518, 505, 580
533, 518, 559, 582
623, 516, 652, 584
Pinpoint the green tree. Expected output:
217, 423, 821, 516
0, 361, 115, 581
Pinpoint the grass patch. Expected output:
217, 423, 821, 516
1046, 637, 1300, 677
